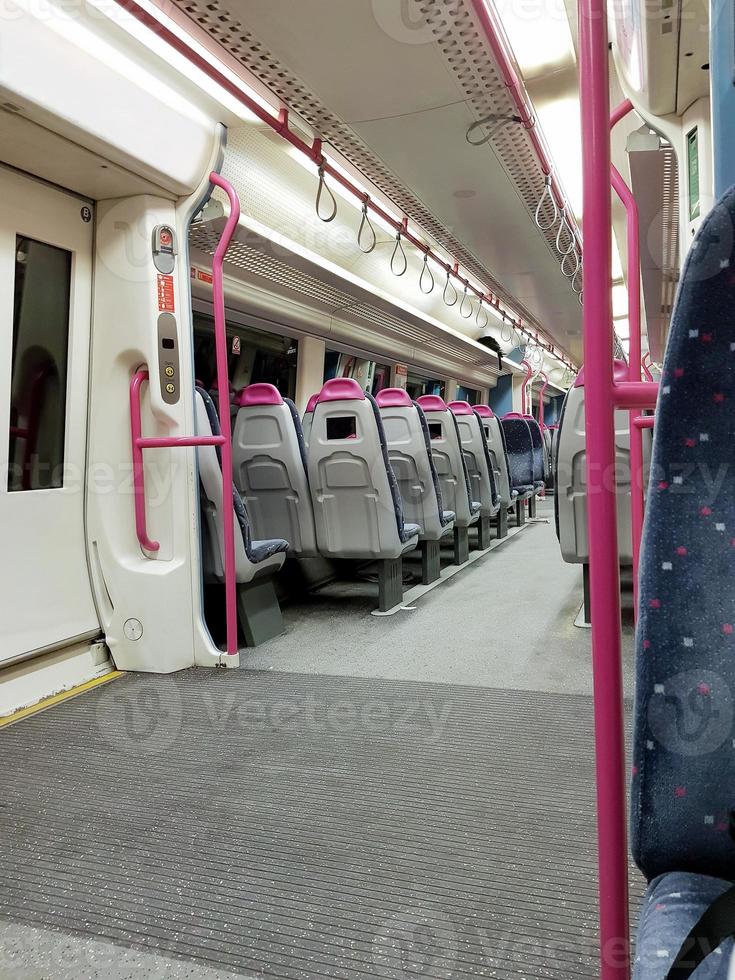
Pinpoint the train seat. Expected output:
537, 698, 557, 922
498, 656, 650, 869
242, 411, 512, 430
195, 387, 288, 645
522, 414, 546, 490
475, 405, 517, 537
631, 187, 735, 979
417, 394, 480, 564
448, 400, 500, 548
308, 378, 420, 610
376, 387, 455, 583
499, 415, 537, 524
232, 383, 318, 558
302, 392, 318, 448
555, 361, 651, 565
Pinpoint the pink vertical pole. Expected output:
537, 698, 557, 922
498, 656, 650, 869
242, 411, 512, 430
610, 103, 644, 619
579, 0, 631, 975
130, 370, 160, 553
209, 172, 241, 657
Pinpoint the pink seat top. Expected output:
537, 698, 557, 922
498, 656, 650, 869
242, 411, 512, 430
238, 383, 283, 407
574, 358, 627, 387
474, 405, 494, 418
503, 412, 524, 419
447, 400, 473, 416
304, 393, 319, 414
376, 388, 413, 408
416, 394, 448, 412
317, 377, 365, 402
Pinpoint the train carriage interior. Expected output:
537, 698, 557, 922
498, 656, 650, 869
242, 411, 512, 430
1, 0, 734, 976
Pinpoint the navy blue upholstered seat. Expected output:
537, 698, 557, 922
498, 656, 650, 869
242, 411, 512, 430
631, 187, 735, 977
524, 416, 546, 490
499, 416, 535, 497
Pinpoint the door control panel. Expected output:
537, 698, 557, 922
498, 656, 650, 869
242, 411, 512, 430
157, 312, 180, 405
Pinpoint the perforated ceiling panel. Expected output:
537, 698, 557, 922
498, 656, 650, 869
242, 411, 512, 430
169, 0, 577, 343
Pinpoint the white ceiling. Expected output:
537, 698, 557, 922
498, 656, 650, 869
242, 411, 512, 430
201, 0, 584, 361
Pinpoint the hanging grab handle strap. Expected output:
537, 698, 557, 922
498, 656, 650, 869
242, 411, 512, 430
391, 229, 408, 276
460, 285, 473, 318
555, 207, 576, 256
419, 252, 435, 293
534, 174, 558, 231
443, 271, 458, 307
315, 165, 338, 222
357, 202, 376, 253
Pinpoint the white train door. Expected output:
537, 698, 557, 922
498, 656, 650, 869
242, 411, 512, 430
0, 167, 98, 663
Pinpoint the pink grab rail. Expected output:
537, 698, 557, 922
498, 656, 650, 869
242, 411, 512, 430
129, 171, 241, 656
610, 99, 648, 618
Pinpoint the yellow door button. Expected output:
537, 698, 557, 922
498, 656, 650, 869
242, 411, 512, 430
164, 366, 175, 378
165, 383, 176, 394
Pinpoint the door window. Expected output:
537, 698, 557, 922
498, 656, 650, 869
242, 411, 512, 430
7, 236, 71, 491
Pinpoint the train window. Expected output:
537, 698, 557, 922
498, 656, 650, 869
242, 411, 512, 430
456, 384, 479, 405
326, 416, 357, 440
324, 350, 390, 395
7, 236, 71, 491
193, 313, 297, 397
406, 374, 446, 400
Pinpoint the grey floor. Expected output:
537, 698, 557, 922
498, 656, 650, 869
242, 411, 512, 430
0, 497, 640, 979
246, 499, 636, 697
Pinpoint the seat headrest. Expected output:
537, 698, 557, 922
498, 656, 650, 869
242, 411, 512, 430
447, 401, 473, 416
317, 378, 365, 403
376, 388, 413, 408
503, 412, 525, 419
574, 358, 628, 387
238, 383, 283, 407
474, 405, 494, 418
305, 393, 319, 414
416, 395, 448, 412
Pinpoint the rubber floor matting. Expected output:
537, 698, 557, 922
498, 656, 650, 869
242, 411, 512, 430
0, 670, 642, 978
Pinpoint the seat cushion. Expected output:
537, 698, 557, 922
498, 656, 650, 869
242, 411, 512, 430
442, 510, 456, 523
470, 500, 481, 514
633, 872, 733, 979
403, 523, 421, 538
249, 538, 290, 562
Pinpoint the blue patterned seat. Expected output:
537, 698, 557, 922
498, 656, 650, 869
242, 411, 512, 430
499, 416, 536, 497
631, 187, 735, 978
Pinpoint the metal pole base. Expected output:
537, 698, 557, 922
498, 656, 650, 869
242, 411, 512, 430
515, 500, 526, 526
378, 557, 403, 612
453, 526, 469, 565
420, 540, 441, 585
237, 578, 285, 647
496, 508, 509, 540
478, 515, 493, 550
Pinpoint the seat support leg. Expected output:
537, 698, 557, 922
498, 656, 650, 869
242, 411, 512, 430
478, 516, 493, 550
378, 557, 403, 612
497, 508, 509, 540
420, 540, 441, 585
237, 579, 285, 647
515, 500, 526, 526
583, 562, 591, 625
453, 527, 469, 565
528, 494, 537, 519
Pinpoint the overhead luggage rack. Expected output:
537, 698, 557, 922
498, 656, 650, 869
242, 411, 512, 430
189, 215, 517, 391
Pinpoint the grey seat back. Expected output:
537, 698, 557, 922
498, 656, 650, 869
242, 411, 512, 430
308, 378, 419, 559
448, 401, 500, 517
555, 362, 651, 564
232, 383, 317, 557
301, 393, 318, 449
475, 406, 514, 508
416, 395, 478, 528
195, 388, 288, 584
376, 388, 453, 541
